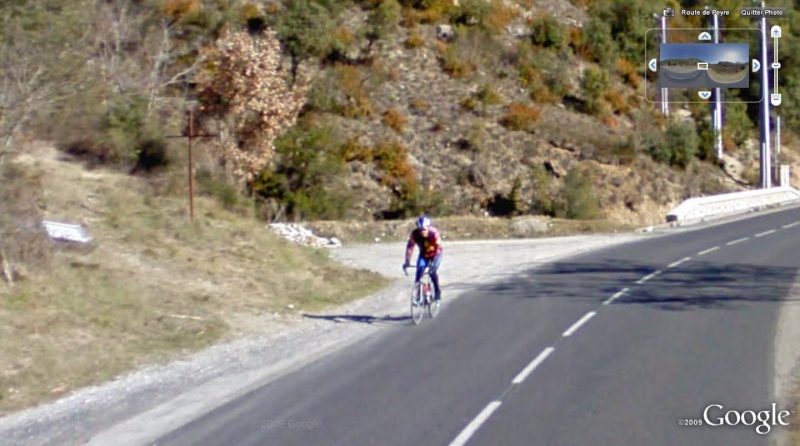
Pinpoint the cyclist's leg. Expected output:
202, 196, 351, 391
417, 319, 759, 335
414, 256, 428, 283
430, 253, 442, 300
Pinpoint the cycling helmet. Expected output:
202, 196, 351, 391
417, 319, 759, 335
416, 216, 431, 229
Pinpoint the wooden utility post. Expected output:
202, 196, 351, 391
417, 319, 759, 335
167, 109, 218, 221
187, 110, 195, 220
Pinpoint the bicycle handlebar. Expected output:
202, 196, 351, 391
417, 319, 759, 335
403, 264, 432, 276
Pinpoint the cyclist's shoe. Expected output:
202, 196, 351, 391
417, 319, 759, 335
434, 290, 441, 301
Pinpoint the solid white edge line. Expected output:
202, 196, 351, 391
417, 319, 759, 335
562, 312, 596, 337
755, 229, 777, 237
603, 287, 629, 305
448, 401, 502, 446
698, 246, 719, 256
783, 222, 800, 229
512, 347, 555, 384
667, 257, 691, 269
727, 237, 749, 246
636, 270, 662, 284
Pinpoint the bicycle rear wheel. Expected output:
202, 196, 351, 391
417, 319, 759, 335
410, 283, 424, 325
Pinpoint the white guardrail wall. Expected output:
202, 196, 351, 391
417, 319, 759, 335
666, 187, 800, 224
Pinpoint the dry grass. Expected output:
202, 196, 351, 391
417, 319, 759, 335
0, 143, 388, 415
500, 103, 541, 131
405, 28, 425, 49
383, 108, 407, 133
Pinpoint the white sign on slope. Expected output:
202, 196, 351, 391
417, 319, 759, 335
42, 221, 91, 243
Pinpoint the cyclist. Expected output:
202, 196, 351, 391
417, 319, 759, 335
403, 215, 443, 301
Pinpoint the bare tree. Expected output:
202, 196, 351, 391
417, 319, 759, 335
0, 1, 87, 160
0, 1, 89, 284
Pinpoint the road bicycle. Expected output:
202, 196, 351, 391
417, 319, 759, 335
404, 265, 440, 325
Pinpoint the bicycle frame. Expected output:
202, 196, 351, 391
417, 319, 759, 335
405, 265, 439, 324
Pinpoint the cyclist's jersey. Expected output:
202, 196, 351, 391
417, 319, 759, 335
406, 226, 442, 261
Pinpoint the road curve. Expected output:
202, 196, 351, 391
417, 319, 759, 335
155, 208, 800, 446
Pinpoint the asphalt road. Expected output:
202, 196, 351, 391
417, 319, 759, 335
155, 208, 800, 446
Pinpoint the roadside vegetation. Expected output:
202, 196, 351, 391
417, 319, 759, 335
0, 144, 389, 415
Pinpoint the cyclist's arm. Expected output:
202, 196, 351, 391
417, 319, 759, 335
404, 234, 416, 264
431, 229, 443, 255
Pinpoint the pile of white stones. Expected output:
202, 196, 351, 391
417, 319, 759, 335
268, 223, 342, 248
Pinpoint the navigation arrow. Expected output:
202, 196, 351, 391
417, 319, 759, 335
648, 59, 657, 72
698, 91, 711, 100
752, 59, 760, 73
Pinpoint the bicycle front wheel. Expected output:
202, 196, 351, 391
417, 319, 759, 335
410, 283, 424, 325
427, 294, 440, 319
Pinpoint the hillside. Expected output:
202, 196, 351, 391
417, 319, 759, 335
3, 0, 798, 227
244, 0, 800, 226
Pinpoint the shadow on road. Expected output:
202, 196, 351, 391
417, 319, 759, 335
302, 313, 410, 325
469, 257, 800, 311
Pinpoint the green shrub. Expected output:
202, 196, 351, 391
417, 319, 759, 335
723, 99, 755, 146
366, 0, 402, 52
476, 84, 503, 106
554, 167, 601, 220
517, 44, 572, 103
451, 0, 493, 27
696, 118, 717, 161
530, 164, 555, 216
650, 119, 699, 169
54, 94, 166, 171
100, 95, 152, 165
530, 14, 566, 49
440, 27, 503, 79
588, 0, 649, 66
250, 123, 353, 221
582, 66, 610, 116
272, 0, 336, 80
579, 18, 615, 67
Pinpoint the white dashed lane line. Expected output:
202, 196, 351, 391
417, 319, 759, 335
783, 222, 800, 229
698, 246, 719, 256
727, 237, 749, 246
667, 257, 692, 269
755, 229, 776, 238
512, 347, 555, 384
636, 270, 662, 284
562, 311, 596, 337
448, 401, 503, 446
603, 288, 629, 306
